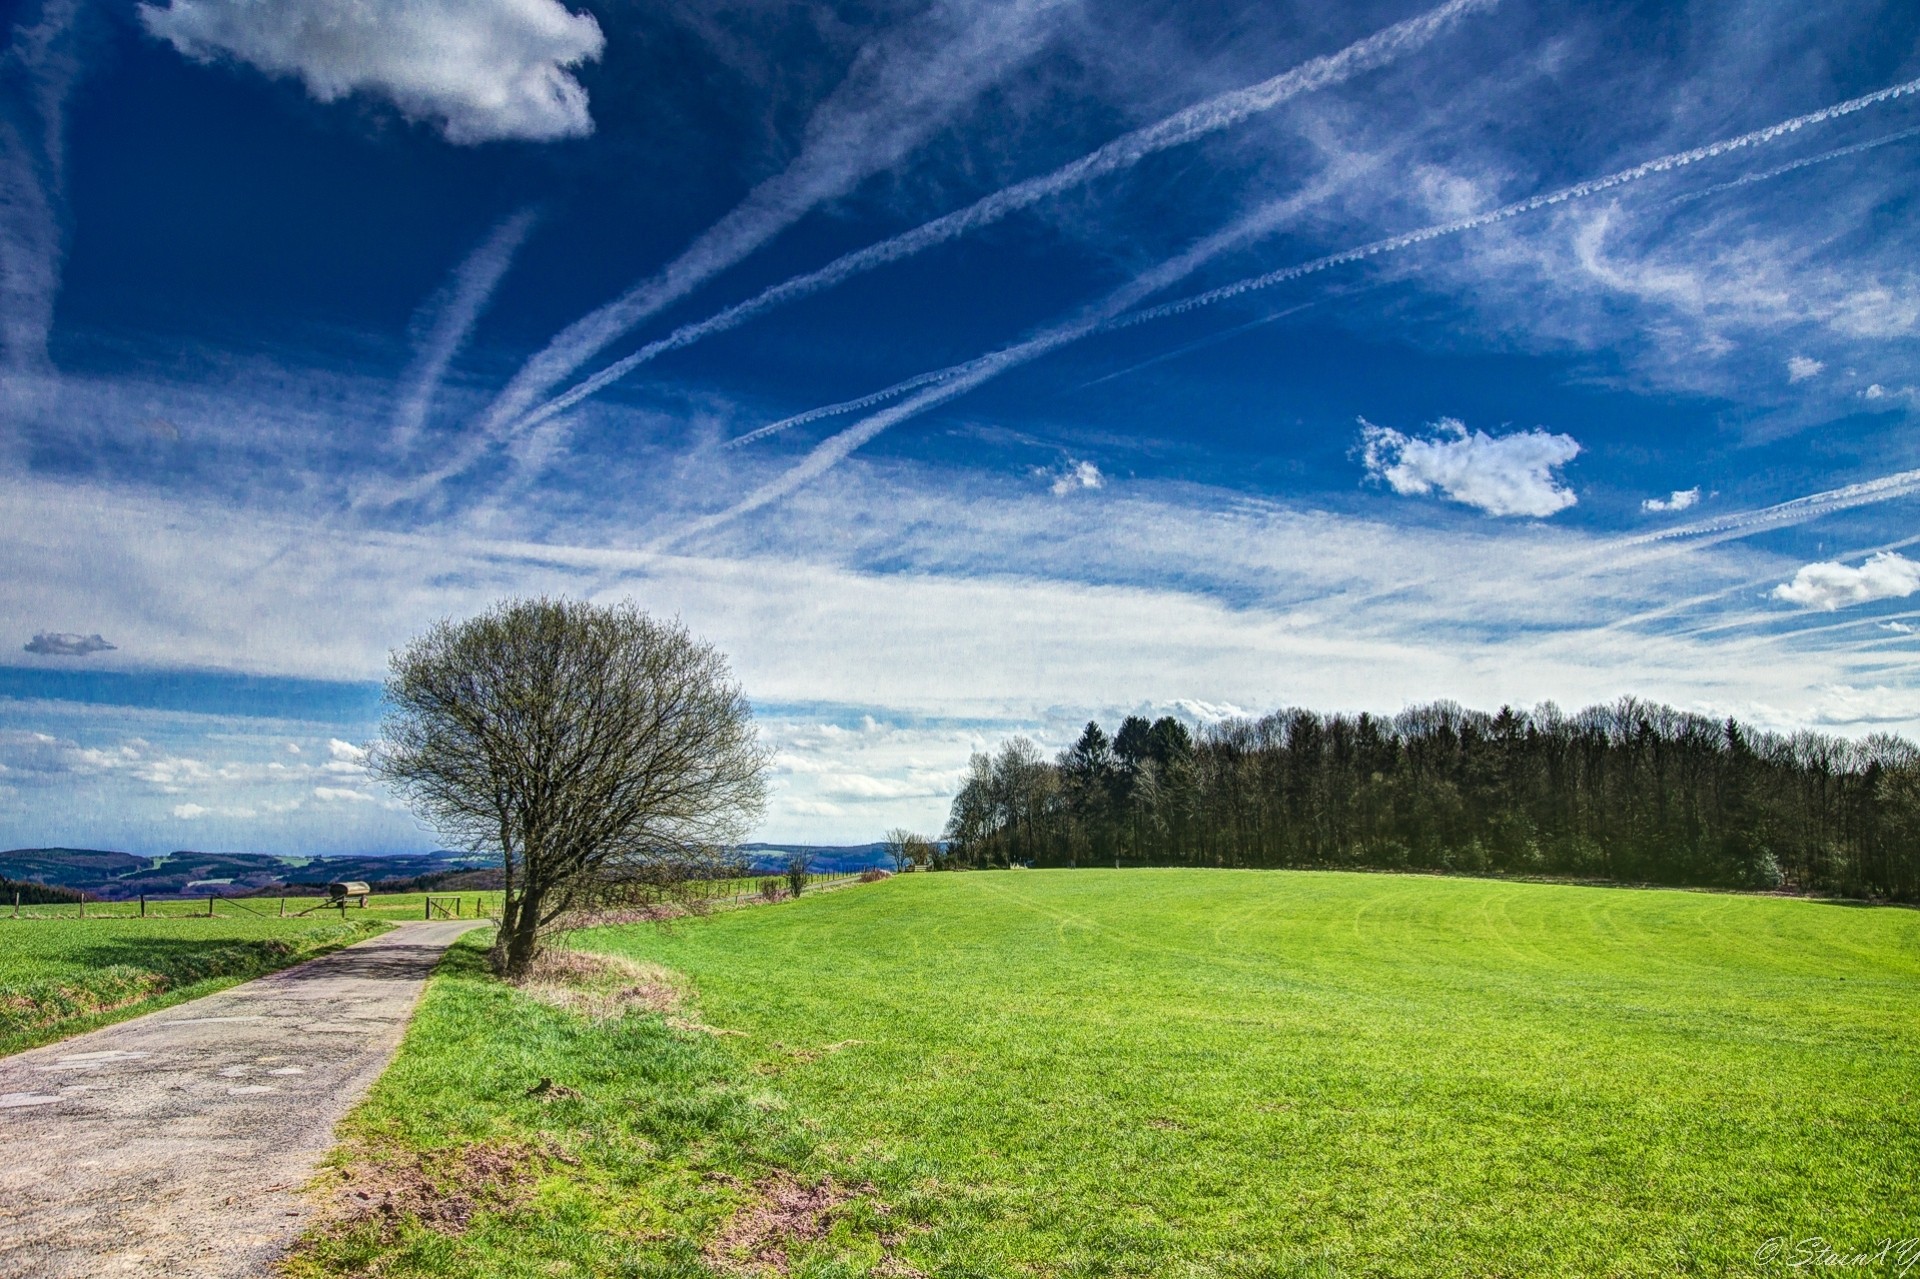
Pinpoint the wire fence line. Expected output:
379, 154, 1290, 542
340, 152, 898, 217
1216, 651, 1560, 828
4, 871, 873, 923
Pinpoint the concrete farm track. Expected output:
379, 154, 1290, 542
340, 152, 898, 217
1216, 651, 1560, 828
0, 920, 483, 1278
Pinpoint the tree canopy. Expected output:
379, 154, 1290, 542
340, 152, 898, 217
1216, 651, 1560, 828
944, 699, 1920, 902
374, 598, 768, 975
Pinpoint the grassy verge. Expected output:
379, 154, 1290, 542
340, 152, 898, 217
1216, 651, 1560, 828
285, 870, 1920, 1277
0, 915, 390, 1055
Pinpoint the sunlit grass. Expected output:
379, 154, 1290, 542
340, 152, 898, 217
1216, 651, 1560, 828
289, 871, 1920, 1277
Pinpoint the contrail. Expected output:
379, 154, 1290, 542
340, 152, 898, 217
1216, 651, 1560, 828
1665, 123, 1920, 207
670, 74, 1920, 541
1117, 73, 1920, 328
1622, 467, 1920, 546
722, 367, 963, 449
0, 0, 86, 377
513, 0, 1499, 438
386, 0, 1078, 506
388, 208, 539, 453
1073, 301, 1317, 392
656, 178, 1350, 547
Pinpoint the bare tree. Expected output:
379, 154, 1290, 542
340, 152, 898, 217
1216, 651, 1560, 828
784, 849, 812, 897
883, 827, 915, 873
373, 598, 769, 977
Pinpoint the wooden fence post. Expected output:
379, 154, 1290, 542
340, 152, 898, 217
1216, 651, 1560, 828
278, 897, 285, 918
78, 896, 84, 919
209, 894, 216, 918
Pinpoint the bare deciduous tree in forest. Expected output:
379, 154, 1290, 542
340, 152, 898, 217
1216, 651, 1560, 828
373, 598, 768, 977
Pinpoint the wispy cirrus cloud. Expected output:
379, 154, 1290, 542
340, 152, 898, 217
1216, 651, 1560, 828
0, 0, 86, 378
389, 0, 1084, 505
670, 72, 1920, 542
505, 0, 1501, 438
388, 207, 539, 454
138, 0, 607, 143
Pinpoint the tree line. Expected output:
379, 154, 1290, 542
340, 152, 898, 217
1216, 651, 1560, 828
941, 699, 1920, 901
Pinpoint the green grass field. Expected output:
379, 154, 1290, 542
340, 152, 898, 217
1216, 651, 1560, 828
0, 915, 389, 1054
287, 871, 1920, 1277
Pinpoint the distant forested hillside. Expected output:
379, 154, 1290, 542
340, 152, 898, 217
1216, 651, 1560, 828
0, 849, 499, 900
944, 699, 1920, 901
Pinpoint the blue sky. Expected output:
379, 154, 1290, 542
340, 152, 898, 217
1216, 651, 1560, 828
2, 0, 1919, 853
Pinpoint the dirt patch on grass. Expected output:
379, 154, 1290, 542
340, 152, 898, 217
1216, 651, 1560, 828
305, 1139, 554, 1244
510, 948, 683, 1022
703, 1174, 854, 1275
703, 1174, 923, 1277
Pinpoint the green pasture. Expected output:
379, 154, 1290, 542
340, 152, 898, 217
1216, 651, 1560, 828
288, 870, 1920, 1277
0, 915, 388, 1055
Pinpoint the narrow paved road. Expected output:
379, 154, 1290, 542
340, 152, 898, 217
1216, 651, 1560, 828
0, 920, 485, 1279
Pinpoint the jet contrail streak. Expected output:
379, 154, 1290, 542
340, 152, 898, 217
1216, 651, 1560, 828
380, 0, 1078, 505
1118, 74, 1920, 329
657, 179, 1347, 546
670, 73, 1920, 543
723, 367, 963, 449
389, 208, 539, 453
1622, 468, 1920, 546
513, 0, 1499, 436
1665, 123, 1920, 207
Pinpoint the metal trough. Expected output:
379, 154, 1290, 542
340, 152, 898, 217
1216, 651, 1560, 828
325, 881, 371, 907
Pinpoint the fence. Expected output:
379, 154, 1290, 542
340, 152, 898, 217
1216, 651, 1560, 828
5, 870, 872, 923
4, 889, 509, 922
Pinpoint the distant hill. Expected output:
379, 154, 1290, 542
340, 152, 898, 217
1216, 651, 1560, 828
0, 848, 497, 900
740, 843, 891, 873
1, 844, 889, 898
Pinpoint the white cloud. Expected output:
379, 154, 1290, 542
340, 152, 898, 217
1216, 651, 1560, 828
172, 802, 209, 819
1359, 417, 1579, 518
313, 786, 377, 803
1808, 685, 1920, 726
1861, 384, 1920, 404
1642, 488, 1700, 513
1881, 621, 1914, 634
138, 0, 606, 144
1786, 355, 1825, 383
327, 738, 367, 763
1045, 459, 1104, 497
1773, 552, 1920, 611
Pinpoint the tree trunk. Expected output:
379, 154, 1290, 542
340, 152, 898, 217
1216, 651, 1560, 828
499, 886, 543, 978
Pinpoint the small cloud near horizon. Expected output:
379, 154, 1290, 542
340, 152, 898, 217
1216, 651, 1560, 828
1642, 487, 1701, 513
24, 632, 117, 657
1046, 459, 1104, 497
1786, 355, 1825, 383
